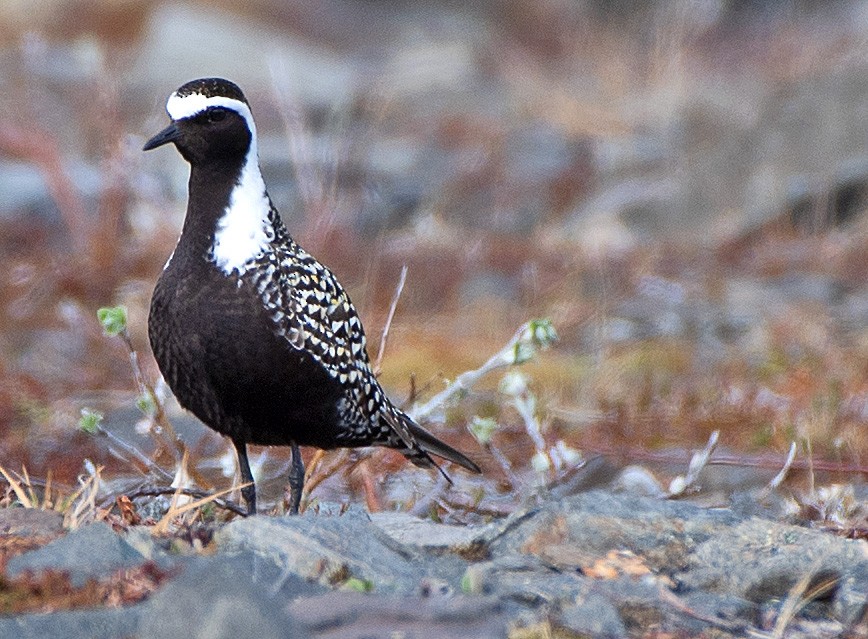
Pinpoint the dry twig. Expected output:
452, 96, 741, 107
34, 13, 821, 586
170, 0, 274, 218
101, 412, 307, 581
373, 264, 408, 376
668, 430, 719, 497
152, 482, 249, 535
103, 487, 248, 518
772, 558, 839, 639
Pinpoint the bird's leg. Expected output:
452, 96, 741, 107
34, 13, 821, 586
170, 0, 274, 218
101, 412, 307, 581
287, 442, 305, 515
233, 439, 257, 516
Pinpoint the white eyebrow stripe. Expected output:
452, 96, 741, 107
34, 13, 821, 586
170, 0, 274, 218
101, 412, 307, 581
165, 92, 256, 137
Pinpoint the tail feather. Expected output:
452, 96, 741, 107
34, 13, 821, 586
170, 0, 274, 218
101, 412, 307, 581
403, 419, 482, 475
380, 407, 481, 478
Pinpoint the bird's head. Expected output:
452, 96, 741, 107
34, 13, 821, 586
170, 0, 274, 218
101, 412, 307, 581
143, 78, 256, 166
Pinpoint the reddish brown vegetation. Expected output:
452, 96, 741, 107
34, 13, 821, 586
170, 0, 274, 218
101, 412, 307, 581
0, 562, 171, 614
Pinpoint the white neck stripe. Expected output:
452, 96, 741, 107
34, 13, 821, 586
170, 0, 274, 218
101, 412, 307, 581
211, 156, 273, 276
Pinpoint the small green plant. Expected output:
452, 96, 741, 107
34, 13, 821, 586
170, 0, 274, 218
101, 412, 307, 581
135, 393, 157, 417
460, 571, 473, 594
468, 416, 498, 445
78, 408, 103, 435
97, 305, 127, 337
92, 305, 188, 478
341, 577, 374, 593
512, 318, 558, 364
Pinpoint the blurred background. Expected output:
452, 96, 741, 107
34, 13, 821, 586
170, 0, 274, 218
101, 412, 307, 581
1, 0, 866, 509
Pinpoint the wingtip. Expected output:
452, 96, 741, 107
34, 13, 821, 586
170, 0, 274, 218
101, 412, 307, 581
403, 419, 482, 476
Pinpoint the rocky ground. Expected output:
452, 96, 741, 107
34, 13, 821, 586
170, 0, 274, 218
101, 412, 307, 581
1, 477, 866, 639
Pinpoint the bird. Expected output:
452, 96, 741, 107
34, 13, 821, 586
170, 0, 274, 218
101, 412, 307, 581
143, 78, 480, 515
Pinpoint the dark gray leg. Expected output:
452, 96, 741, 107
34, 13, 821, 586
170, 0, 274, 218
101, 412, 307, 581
233, 438, 257, 516
287, 442, 305, 515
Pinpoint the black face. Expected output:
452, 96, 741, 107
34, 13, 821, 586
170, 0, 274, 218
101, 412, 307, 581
143, 105, 251, 167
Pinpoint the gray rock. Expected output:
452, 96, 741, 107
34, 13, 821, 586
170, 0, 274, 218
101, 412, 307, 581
0, 607, 142, 639
138, 553, 316, 639
369, 511, 494, 559
728, 489, 800, 521
7, 522, 144, 587
491, 490, 743, 573
678, 517, 868, 626
461, 554, 586, 607
673, 590, 759, 634
215, 510, 468, 593
593, 576, 714, 636
288, 591, 506, 639
0, 507, 64, 537
547, 455, 623, 499
553, 591, 628, 638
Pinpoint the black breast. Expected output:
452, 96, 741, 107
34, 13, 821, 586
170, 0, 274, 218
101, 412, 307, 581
148, 254, 348, 448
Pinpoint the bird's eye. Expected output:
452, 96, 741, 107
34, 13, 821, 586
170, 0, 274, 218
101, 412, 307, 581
194, 108, 227, 125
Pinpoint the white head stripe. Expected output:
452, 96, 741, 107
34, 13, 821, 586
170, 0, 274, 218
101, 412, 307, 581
165, 92, 256, 137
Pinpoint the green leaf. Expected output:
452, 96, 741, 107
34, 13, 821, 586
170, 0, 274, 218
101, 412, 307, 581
198, 502, 216, 521
135, 393, 156, 416
528, 318, 557, 348
342, 577, 373, 592
97, 306, 128, 337
510, 319, 557, 365
460, 572, 473, 593
469, 416, 498, 445
512, 340, 535, 365
78, 408, 103, 434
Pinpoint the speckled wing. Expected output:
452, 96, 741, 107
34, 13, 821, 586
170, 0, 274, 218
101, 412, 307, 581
249, 233, 417, 450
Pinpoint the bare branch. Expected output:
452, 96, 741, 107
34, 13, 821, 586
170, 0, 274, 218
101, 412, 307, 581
410, 319, 556, 424
101, 486, 248, 517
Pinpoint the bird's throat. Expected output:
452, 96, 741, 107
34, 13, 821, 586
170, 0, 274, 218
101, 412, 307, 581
181, 154, 274, 276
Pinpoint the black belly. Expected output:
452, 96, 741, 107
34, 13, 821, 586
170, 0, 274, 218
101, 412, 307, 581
148, 261, 347, 449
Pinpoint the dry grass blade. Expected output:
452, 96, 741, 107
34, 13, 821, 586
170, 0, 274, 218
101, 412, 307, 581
772, 560, 839, 639
304, 449, 328, 484
168, 448, 193, 509
805, 436, 816, 496
668, 430, 719, 497
101, 487, 248, 517
301, 449, 350, 510
0, 465, 34, 508
759, 441, 797, 500
373, 264, 408, 376
357, 462, 383, 513
21, 466, 38, 506
43, 469, 53, 510
658, 586, 746, 633
152, 482, 250, 535
486, 442, 522, 490
64, 464, 105, 529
